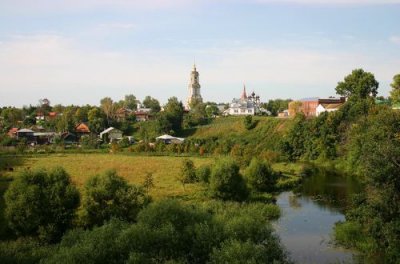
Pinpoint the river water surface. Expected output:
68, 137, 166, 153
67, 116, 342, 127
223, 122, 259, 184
274, 170, 363, 264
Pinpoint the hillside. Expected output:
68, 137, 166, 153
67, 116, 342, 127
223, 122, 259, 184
186, 116, 292, 157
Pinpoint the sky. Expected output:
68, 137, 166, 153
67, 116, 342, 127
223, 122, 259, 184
0, 0, 399, 107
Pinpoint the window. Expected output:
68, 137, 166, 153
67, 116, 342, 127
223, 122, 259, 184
241, 109, 245, 113
234, 109, 238, 113
248, 109, 252, 113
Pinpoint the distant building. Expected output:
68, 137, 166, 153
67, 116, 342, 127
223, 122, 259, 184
316, 103, 344, 116
289, 97, 346, 117
100, 127, 123, 143
75, 123, 91, 138
186, 64, 203, 109
225, 86, 262, 116
156, 134, 185, 144
278, 110, 289, 118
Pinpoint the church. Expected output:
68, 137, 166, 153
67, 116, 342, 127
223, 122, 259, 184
224, 86, 262, 116
186, 64, 203, 109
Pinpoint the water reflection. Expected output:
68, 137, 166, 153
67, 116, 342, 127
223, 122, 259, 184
274, 170, 363, 264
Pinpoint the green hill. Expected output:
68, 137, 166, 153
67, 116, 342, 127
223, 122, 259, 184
185, 116, 292, 159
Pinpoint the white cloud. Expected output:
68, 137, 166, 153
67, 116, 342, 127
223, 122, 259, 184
390, 36, 400, 45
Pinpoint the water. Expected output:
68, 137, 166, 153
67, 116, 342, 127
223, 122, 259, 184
274, 170, 363, 264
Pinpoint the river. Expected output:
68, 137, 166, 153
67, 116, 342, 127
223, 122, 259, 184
274, 169, 363, 264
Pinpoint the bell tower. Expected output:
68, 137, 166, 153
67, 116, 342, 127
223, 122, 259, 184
186, 64, 203, 109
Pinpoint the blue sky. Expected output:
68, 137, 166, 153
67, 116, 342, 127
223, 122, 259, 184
0, 0, 399, 107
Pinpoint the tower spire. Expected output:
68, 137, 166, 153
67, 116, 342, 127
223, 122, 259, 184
241, 84, 247, 100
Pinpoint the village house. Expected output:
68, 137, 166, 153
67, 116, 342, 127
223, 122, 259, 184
115, 107, 135, 122
99, 127, 123, 143
75, 123, 91, 138
316, 103, 344, 116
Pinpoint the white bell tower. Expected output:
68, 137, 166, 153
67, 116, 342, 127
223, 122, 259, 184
186, 64, 203, 109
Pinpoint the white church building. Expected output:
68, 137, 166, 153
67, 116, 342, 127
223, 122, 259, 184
225, 86, 263, 116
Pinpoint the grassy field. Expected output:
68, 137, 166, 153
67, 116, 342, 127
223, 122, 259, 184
2, 154, 214, 200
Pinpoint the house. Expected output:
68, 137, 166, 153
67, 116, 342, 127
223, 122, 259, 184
75, 123, 91, 138
316, 103, 344, 116
61, 132, 78, 145
156, 134, 185, 144
16, 129, 35, 143
99, 127, 123, 143
225, 86, 261, 116
289, 97, 346, 117
34, 132, 57, 145
47, 112, 58, 120
116, 108, 135, 122
278, 110, 289, 118
135, 109, 152, 122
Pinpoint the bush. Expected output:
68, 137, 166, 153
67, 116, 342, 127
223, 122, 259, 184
244, 158, 277, 192
5, 167, 80, 242
209, 239, 287, 264
81, 170, 149, 227
177, 159, 197, 187
209, 159, 249, 201
196, 165, 211, 183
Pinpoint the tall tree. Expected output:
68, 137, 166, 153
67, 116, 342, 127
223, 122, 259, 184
390, 74, 400, 104
336, 69, 379, 99
142, 96, 161, 113
163, 97, 184, 133
100, 97, 116, 126
123, 94, 137, 110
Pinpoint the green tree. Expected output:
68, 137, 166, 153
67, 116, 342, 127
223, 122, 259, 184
81, 170, 149, 227
100, 97, 116, 126
163, 97, 184, 133
390, 74, 400, 104
209, 159, 249, 201
123, 94, 137, 110
5, 167, 80, 242
336, 68, 379, 99
177, 159, 197, 187
88, 107, 106, 134
245, 158, 277, 192
142, 96, 161, 113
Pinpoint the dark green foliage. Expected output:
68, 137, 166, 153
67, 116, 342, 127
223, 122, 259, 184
336, 106, 400, 262
163, 97, 184, 133
177, 159, 197, 186
209, 159, 249, 201
44, 200, 289, 264
142, 96, 161, 113
81, 170, 149, 227
245, 158, 277, 192
0, 238, 54, 264
263, 99, 292, 116
196, 165, 211, 183
209, 239, 285, 264
4, 167, 80, 242
335, 68, 379, 99
243, 115, 255, 130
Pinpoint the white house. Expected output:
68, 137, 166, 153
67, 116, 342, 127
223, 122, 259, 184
316, 103, 343, 116
99, 127, 123, 142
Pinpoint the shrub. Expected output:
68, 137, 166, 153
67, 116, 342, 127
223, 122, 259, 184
209, 159, 249, 201
81, 170, 149, 227
5, 167, 80, 242
244, 158, 277, 192
177, 159, 197, 187
196, 165, 211, 183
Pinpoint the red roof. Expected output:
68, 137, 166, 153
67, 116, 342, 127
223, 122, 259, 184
75, 123, 90, 133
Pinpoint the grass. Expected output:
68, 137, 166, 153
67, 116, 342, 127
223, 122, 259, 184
3, 154, 214, 200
